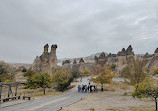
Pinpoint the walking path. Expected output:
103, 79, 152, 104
0, 77, 90, 111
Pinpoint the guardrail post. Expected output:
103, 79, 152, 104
8, 85, 10, 98
0, 85, 2, 102
15, 84, 18, 97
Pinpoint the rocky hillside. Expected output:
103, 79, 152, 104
57, 52, 108, 66
9, 63, 32, 69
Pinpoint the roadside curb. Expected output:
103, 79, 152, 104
57, 94, 89, 111
0, 100, 30, 109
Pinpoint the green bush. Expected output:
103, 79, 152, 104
26, 73, 51, 94
51, 70, 73, 92
0, 74, 13, 82
0, 61, 12, 74
154, 68, 158, 75
121, 60, 146, 85
111, 64, 116, 69
0, 61, 14, 82
23, 69, 35, 79
71, 68, 80, 78
22, 68, 27, 72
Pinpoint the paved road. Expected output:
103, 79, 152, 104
0, 77, 90, 111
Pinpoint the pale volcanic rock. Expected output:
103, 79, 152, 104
32, 44, 57, 74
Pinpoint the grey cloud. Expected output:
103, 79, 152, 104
0, 0, 158, 63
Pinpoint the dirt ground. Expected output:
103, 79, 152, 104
61, 82, 155, 111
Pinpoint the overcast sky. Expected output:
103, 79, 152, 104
0, 0, 158, 63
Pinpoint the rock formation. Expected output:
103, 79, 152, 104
117, 45, 134, 56
79, 58, 85, 64
72, 59, 79, 70
155, 48, 158, 56
97, 52, 107, 66
106, 53, 117, 66
126, 45, 134, 56
94, 45, 135, 75
117, 48, 126, 56
146, 48, 158, 73
143, 52, 150, 58
62, 60, 71, 70
94, 56, 98, 64
32, 44, 57, 74
62, 60, 70, 65
78, 58, 85, 71
73, 59, 77, 64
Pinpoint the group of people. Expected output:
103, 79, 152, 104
77, 84, 98, 93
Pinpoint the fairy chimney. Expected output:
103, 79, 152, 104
32, 44, 57, 75
44, 44, 49, 53
98, 52, 107, 66
154, 48, 158, 56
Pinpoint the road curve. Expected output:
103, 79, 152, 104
0, 77, 90, 111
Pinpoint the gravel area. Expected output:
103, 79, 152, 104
61, 82, 155, 111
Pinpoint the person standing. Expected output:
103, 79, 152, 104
89, 81, 91, 85
91, 85, 94, 93
80, 77, 82, 82
88, 85, 90, 92
82, 85, 85, 93
85, 85, 88, 93
90, 85, 92, 93
101, 85, 104, 91
94, 85, 96, 92
78, 85, 81, 92
96, 85, 98, 92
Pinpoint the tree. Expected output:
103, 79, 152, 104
51, 70, 73, 92
0, 74, 13, 82
121, 60, 147, 85
0, 61, 12, 75
27, 73, 51, 94
82, 68, 90, 76
71, 68, 80, 78
0, 61, 14, 82
111, 64, 116, 69
22, 68, 27, 72
154, 68, 158, 75
90, 66, 115, 91
23, 69, 35, 79
132, 78, 158, 111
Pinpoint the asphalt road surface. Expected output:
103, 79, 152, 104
0, 77, 90, 111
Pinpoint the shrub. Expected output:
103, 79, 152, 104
111, 64, 116, 69
27, 73, 51, 94
0, 74, 13, 82
121, 60, 147, 85
0, 61, 13, 74
51, 70, 73, 92
91, 66, 115, 91
71, 68, 80, 78
132, 78, 158, 111
0, 61, 14, 82
154, 68, 158, 75
22, 68, 27, 72
23, 69, 35, 79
